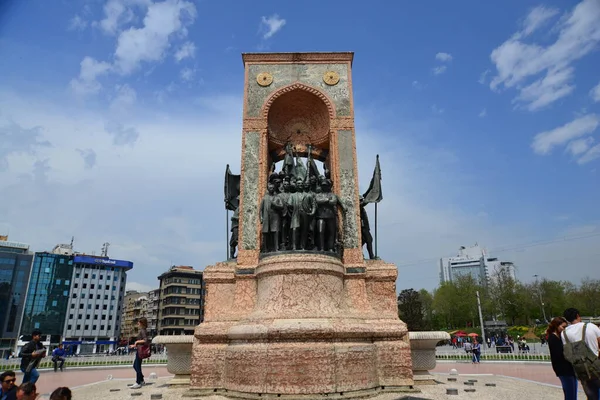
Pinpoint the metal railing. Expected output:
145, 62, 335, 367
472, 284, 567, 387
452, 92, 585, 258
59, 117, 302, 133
0, 354, 168, 370
436, 352, 550, 362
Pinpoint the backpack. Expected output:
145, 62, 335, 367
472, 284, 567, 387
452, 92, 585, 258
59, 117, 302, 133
562, 323, 600, 381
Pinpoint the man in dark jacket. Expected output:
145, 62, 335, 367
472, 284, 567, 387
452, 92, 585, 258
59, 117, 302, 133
0, 370, 17, 400
18, 330, 46, 384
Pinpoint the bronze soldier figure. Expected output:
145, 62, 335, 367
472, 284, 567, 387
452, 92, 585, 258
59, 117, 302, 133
287, 180, 304, 250
315, 179, 346, 252
229, 207, 239, 259
359, 196, 375, 259
299, 180, 317, 250
260, 183, 283, 252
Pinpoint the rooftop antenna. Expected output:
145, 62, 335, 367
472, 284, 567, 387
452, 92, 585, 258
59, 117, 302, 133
70, 236, 74, 248
101, 242, 110, 257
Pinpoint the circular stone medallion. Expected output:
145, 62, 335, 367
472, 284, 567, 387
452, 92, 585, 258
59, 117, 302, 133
256, 72, 273, 87
323, 71, 340, 86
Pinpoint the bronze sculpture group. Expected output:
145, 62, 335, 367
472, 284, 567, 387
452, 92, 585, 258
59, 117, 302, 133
227, 143, 378, 260
260, 164, 346, 254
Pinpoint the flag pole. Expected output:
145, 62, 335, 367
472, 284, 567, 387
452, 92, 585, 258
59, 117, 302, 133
226, 209, 229, 259
374, 202, 378, 258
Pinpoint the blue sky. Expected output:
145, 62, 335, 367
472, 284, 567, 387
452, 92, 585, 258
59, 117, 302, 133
0, 0, 599, 293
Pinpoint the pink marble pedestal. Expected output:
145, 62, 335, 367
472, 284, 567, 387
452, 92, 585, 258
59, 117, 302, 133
190, 253, 413, 397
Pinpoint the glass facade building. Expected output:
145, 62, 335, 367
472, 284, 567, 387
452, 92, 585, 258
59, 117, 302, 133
0, 240, 33, 358
21, 252, 74, 341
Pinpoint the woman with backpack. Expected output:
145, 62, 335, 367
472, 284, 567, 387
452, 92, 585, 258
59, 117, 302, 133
547, 317, 577, 400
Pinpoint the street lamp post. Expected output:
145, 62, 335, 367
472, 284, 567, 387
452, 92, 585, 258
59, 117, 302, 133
533, 275, 548, 323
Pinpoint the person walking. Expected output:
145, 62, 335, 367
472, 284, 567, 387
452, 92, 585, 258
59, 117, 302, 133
562, 308, 600, 400
472, 339, 481, 364
18, 330, 46, 385
52, 344, 66, 372
548, 317, 578, 400
129, 317, 149, 389
1, 371, 17, 400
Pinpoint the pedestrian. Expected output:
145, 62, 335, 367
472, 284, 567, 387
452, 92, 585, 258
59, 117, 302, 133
1, 371, 17, 400
486, 337, 491, 349
472, 339, 481, 364
547, 317, 577, 400
51, 344, 66, 372
562, 308, 600, 400
49, 387, 71, 400
15, 383, 36, 400
129, 317, 149, 389
18, 330, 46, 384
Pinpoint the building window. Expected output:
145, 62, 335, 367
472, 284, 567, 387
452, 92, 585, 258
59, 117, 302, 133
92, 274, 96, 279
79, 304, 84, 309
69, 314, 73, 319
107, 325, 112, 330
104, 295, 108, 300
87, 304, 91, 309
65, 280, 70, 285
52, 300, 57, 307
56, 279, 62, 285
101, 325, 105, 330
91, 284, 95, 289
109, 316, 113, 320
105, 285, 109, 290
78, 314, 82, 319
76, 273, 80, 278
70, 304, 75, 309
76, 325, 81, 330
74, 283, 78, 288
93, 325, 97, 330
86, 314, 90, 319
100, 275, 103, 280
101, 315, 106, 320
95, 305, 99, 310
63, 290, 68, 296
97, 295, 100, 299
94, 315, 98, 320
88, 294, 93, 299
68, 325, 72, 330
84, 273, 88, 278
103, 305, 107, 310
83, 283, 87, 289
85, 325, 89, 330
34, 322, 40, 328
72, 294, 77, 299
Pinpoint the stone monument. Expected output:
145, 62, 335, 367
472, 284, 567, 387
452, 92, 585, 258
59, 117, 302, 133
191, 52, 413, 397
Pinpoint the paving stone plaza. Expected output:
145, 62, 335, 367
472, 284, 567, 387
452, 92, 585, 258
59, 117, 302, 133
19, 362, 585, 399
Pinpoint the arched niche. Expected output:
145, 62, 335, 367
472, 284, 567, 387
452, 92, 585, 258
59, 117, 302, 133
264, 84, 334, 162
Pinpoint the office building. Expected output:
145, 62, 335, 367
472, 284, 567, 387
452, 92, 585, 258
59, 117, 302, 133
157, 266, 205, 335
121, 290, 149, 342
62, 255, 132, 354
18, 249, 133, 354
0, 237, 33, 358
147, 288, 160, 337
439, 244, 489, 286
439, 244, 517, 286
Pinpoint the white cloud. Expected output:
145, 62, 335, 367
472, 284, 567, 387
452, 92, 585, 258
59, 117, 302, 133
260, 14, 286, 39
97, 0, 151, 35
577, 143, 600, 164
435, 52, 453, 62
114, 0, 197, 75
110, 84, 137, 111
68, 15, 88, 31
521, 5, 559, 37
478, 69, 491, 85
531, 114, 599, 155
126, 281, 155, 292
432, 66, 447, 75
77, 148, 97, 169
69, 57, 112, 96
479, 108, 487, 118
590, 81, 600, 102
180, 67, 196, 81
566, 137, 594, 156
431, 104, 444, 114
490, 0, 600, 111
174, 41, 196, 62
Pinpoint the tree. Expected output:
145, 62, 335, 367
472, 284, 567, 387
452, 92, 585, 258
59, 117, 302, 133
398, 289, 425, 331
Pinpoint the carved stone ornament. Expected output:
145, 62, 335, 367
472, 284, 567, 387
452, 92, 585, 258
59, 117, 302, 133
257, 72, 274, 87
323, 71, 340, 86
